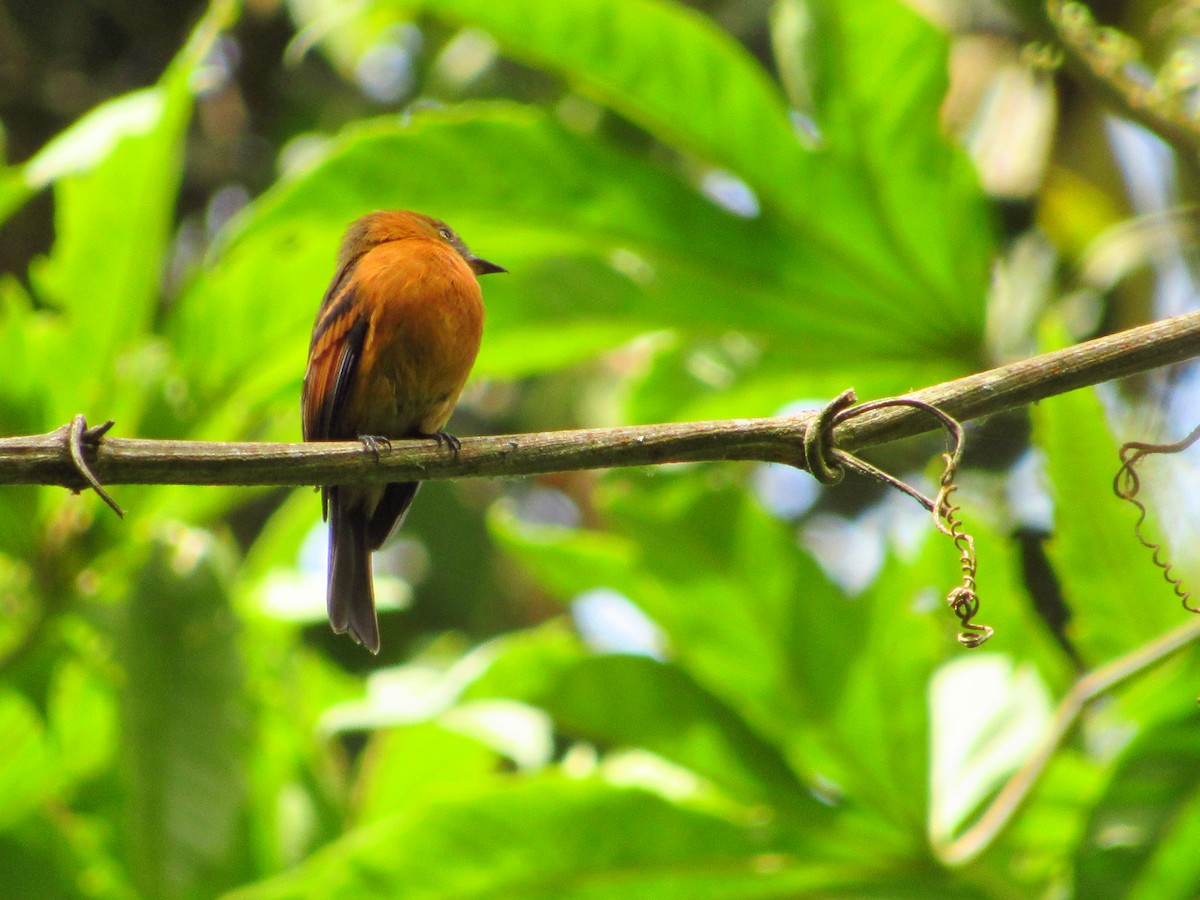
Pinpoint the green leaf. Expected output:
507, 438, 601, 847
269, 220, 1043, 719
179, 56, 992, 428
1076, 713, 1200, 900
119, 527, 251, 898
0, 84, 175, 229
622, 339, 962, 425
772, 0, 993, 309
994, 748, 1108, 891
0, 690, 55, 830
0, 274, 64, 439
178, 4, 993, 437
406, 0, 807, 213
355, 723, 502, 825
22, 89, 167, 192
927, 655, 1054, 846
22, 0, 235, 429
0, 166, 34, 228
409, 0, 992, 325
463, 621, 594, 706
1034, 382, 1182, 663
176, 105, 934, 413
48, 658, 118, 785
224, 777, 865, 899
0, 828, 97, 900
490, 472, 872, 779
820, 535, 956, 836
597, 473, 878, 741
241, 649, 362, 878
475, 647, 823, 818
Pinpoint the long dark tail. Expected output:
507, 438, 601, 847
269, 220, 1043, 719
326, 482, 421, 654
327, 487, 380, 654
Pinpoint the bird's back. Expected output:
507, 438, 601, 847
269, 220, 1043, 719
345, 237, 484, 438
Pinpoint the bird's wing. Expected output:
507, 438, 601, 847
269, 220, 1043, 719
303, 286, 369, 523
302, 283, 368, 443
309, 257, 359, 350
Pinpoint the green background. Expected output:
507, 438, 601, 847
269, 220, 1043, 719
1, 0, 1199, 896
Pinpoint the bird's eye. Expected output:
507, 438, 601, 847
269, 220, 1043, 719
438, 227, 453, 241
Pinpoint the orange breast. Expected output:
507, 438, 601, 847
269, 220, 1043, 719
347, 239, 485, 437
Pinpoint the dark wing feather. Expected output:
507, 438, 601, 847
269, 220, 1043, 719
303, 273, 371, 522
366, 481, 421, 550
309, 255, 361, 346
302, 287, 367, 442
323, 317, 368, 440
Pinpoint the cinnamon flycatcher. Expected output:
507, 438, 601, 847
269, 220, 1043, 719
302, 211, 504, 653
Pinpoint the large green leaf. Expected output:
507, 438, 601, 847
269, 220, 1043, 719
469, 643, 822, 819
772, 0, 993, 312
21, 0, 235, 430
239, 647, 361, 879
406, 0, 809, 213
1034, 382, 1183, 664
225, 777, 877, 899
0, 85, 169, 229
178, 1, 992, 440
490, 472, 876, 783
354, 722, 502, 825
622, 341, 962, 424
173, 105, 942, 422
119, 529, 251, 899
405, 0, 991, 322
1075, 712, 1200, 899
0, 691, 55, 830
48, 657, 118, 785
819, 531, 958, 838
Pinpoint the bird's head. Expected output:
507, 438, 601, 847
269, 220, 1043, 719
340, 210, 506, 276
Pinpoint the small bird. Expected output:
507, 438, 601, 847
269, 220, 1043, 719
302, 210, 504, 653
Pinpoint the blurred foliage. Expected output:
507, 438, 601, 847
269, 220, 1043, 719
1, 0, 1200, 897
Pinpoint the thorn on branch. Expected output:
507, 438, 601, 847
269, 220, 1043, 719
1114, 423, 1200, 615
64, 414, 124, 519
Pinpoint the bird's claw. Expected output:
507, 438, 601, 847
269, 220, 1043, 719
428, 430, 461, 459
359, 435, 392, 462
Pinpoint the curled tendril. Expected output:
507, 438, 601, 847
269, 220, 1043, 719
936, 481, 993, 648
804, 390, 992, 646
1114, 423, 1200, 615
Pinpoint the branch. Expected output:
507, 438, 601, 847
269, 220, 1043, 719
3, 310, 1200, 491
1046, 0, 1200, 158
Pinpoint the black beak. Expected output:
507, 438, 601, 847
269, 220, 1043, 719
470, 257, 507, 276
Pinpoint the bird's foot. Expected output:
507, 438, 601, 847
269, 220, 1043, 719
425, 430, 462, 459
359, 435, 392, 462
